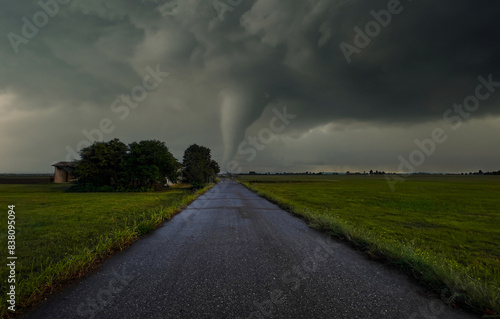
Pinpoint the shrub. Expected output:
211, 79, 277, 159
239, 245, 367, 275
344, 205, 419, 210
96, 185, 116, 192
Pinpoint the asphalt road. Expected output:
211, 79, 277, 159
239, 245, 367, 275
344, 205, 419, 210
23, 180, 478, 319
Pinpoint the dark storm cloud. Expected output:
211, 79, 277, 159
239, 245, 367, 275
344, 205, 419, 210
240, 0, 500, 124
1, 0, 499, 172
1, 1, 145, 109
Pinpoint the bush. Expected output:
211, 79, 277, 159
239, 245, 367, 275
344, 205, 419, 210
191, 182, 205, 190
96, 185, 116, 192
136, 221, 154, 235
67, 183, 97, 193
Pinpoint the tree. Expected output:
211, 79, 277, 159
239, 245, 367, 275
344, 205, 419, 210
210, 159, 220, 176
123, 140, 180, 188
74, 138, 128, 188
72, 138, 182, 191
183, 144, 219, 187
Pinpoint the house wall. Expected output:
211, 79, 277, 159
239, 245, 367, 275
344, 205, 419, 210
53, 167, 69, 183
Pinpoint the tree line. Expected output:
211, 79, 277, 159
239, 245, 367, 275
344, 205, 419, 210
71, 138, 220, 192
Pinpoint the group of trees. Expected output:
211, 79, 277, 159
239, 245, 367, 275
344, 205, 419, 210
182, 144, 220, 189
72, 139, 219, 192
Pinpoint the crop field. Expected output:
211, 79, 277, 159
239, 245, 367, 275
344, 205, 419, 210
0, 183, 210, 316
238, 174, 500, 313
0, 175, 52, 184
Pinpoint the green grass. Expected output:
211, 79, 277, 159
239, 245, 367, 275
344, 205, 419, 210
238, 174, 500, 315
0, 183, 213, 317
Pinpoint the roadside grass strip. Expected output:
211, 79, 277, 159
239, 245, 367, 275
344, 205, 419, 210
239, 178, 500, 316
0, 184, 214, 317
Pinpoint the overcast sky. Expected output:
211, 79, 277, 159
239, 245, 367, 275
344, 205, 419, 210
1, 0, 500, 173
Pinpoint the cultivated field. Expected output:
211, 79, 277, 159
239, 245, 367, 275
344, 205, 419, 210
0, 182, 211, 317
0, 175, 52, 184
238, 174, 500, 314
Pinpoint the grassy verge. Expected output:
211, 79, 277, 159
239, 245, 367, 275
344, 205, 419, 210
238, 175, 500, 316
0, 183, 214, 318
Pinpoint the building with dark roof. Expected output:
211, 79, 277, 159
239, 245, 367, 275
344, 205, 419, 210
52, 161, 76, 183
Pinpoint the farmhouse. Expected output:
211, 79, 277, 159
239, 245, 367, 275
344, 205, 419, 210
52, 161, 76, 183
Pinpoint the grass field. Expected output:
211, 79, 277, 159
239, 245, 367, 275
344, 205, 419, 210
238, 174, 500, 314
0, 182, 212, 317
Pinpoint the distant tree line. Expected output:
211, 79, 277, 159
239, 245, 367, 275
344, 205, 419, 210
465, 170, 500, 175
247, 171, 327, 175
239, 169, 500, 176
70, 138, 219, 192
483, 170, 500, 175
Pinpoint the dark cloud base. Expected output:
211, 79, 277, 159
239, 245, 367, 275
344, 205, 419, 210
1, 0, 499, 172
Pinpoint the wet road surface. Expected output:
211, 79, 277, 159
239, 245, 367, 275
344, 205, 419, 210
23, 180, 478, 318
